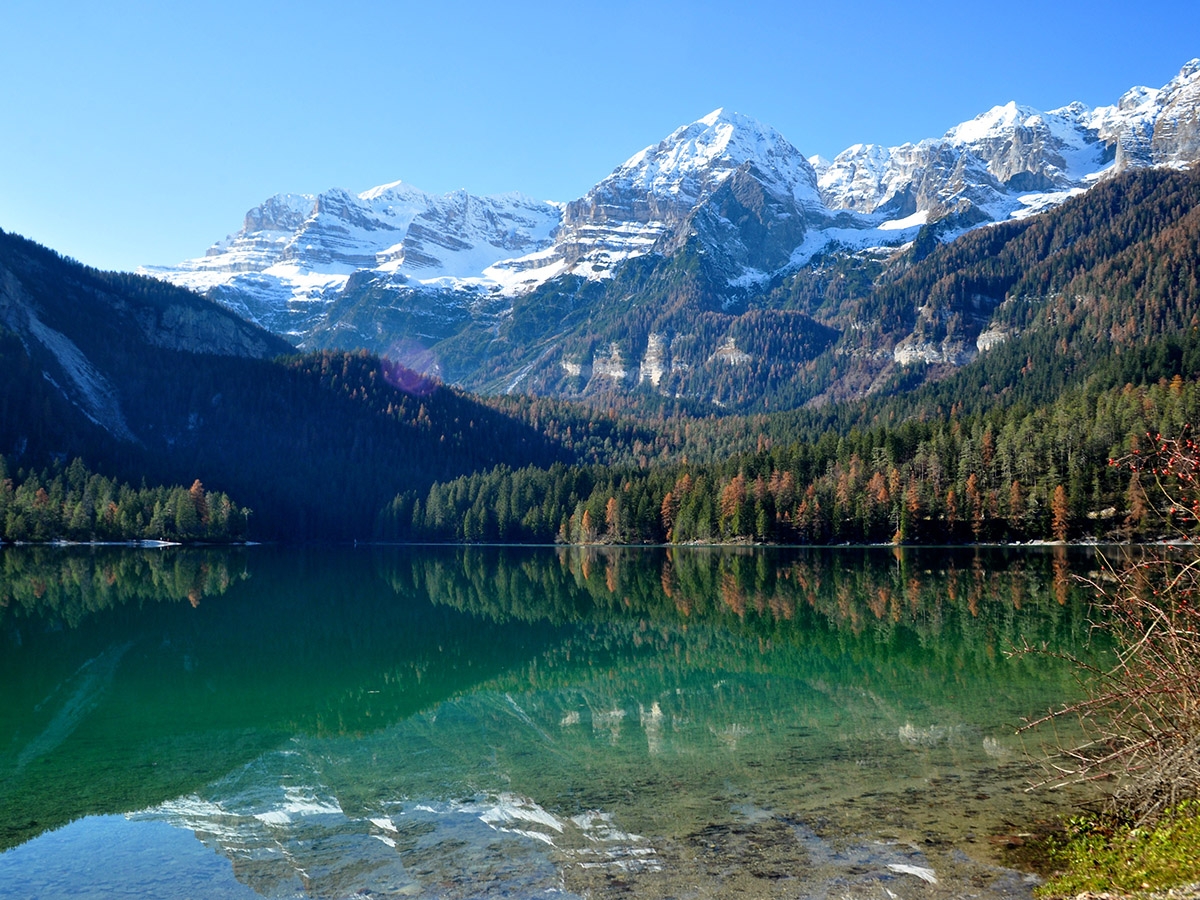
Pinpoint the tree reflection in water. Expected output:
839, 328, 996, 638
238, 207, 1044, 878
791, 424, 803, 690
1, 545, 1104, 898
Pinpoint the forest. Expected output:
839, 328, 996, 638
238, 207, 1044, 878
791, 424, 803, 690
378, 375, 1200, 545
2, 167, 1200, 545
0, 457, 249, 543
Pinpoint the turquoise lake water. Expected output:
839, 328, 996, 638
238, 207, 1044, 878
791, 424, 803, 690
0, 544, 1102, 899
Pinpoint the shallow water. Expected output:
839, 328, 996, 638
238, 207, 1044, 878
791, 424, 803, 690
0, 544, 1101, 898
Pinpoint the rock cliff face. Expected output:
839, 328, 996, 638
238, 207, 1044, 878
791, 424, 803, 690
1150, 60, 1200, 165
138, 301, 287, 358
638, 332, 667, 387
669, 162, 814, 278
203, 193, 314, 273
141, 61, 1200, 402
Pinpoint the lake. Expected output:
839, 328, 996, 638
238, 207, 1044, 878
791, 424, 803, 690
0, 544, 1102, 899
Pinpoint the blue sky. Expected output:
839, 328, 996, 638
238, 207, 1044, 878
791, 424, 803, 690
2, 0, 1198, 272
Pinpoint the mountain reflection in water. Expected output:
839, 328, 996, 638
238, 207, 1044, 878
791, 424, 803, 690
0, 545, 1100, 899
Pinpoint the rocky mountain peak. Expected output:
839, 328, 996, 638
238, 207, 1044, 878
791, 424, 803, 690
605, 108, 819, 210
1170, 58, 1200, 88
1116, 85, 1161, 113
237, 193, 315, 240
548, 109, 825, 280
943, 101, 1043, 145
1150, 60, 1200, 167
1084, 60, 1200, 170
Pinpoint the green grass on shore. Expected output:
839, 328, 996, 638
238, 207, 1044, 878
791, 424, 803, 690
1037, 802, 1200, 898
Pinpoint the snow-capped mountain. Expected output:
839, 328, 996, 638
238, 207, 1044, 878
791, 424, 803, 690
813, 60, 1200, 224
142, 108, 930, 339
142, 60, 1200, 384
147, 183, 561, 336
1096, 59, 1200, 168
813, 102, 1103, 222
491, 108, 851, 294
559, 110, 824, 265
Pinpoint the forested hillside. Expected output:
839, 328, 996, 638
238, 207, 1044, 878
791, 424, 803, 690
378, 168, 1200, 545
0, 231, 563, 540
379, 375, 1200, 545
0, 341, 564, 541
3, 167, 1200, 545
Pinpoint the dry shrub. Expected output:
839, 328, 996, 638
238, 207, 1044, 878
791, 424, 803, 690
1018, 433, 1200, 825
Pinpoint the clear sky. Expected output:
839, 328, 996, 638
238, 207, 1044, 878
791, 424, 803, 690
2, 0, 1198, 273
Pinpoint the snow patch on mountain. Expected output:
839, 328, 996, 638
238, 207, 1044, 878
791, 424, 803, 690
787, 220, 924, 269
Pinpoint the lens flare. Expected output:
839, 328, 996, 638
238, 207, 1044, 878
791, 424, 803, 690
381, 341, 441, 396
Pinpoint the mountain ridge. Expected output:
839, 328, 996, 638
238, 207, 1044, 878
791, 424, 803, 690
133, 59, 1200, 410
148, 61, 1200, 302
